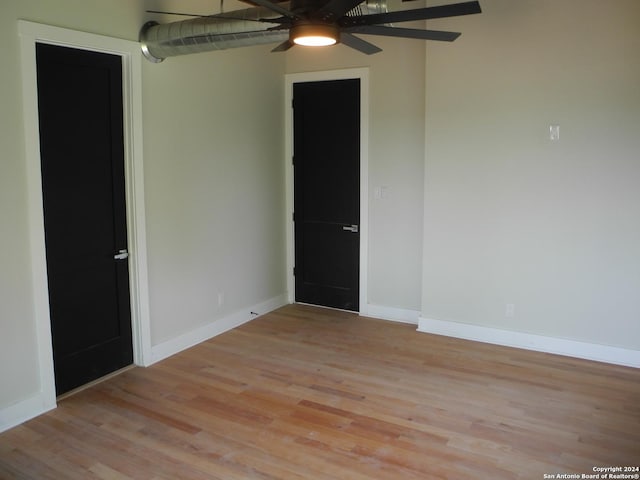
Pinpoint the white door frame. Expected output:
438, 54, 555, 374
18, 21, 152, 411
284, 68, 370, 313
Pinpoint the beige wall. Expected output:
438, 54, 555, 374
2, 0, 638, 430
422, 0, 640, 348
142, 48, 286, 345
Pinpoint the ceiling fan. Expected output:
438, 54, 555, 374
140, 0, 481, 61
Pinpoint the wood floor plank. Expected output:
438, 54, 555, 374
1, 304, 639, 479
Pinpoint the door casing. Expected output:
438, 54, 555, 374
284, 68, 369, 313
18, 21, 151, 410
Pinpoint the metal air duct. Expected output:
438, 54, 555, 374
140, 6, 288, 62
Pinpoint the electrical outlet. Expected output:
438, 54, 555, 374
218, 291, 224, 307
549, 124, 560, 141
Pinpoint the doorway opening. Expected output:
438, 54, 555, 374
284, 68, 370, 313
19, 21, 151, 410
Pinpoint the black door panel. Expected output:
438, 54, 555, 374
293, 79, 360, 311
36, 43, 133, 395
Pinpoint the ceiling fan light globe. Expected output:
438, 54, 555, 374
291, 24, 339, 47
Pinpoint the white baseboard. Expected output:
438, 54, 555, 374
363, 304, 420, 325
418, 316, 640, 368
0, 295, 287, 434
150, 294, 288, 364
0, 391, 56, 434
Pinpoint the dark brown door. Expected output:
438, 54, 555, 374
36, 43, 133, 395
293, 79, 360, 311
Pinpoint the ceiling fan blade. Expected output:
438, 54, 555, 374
347, 25, 461, 41
272, 39, 294, 52
340, 33, 382, 55
315, 0, 366, 21
341, 0, 481, 26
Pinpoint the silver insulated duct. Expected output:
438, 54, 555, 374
140, 0, 387, 62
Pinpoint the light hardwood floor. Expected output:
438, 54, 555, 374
1, 304, 639, 479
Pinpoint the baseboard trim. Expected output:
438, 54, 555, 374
0, 295, 288, 434
150, 294, 288, 364
0, 392, 56, 434
418, 316, 640, 368
362, 304, 420, 325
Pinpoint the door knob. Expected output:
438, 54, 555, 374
342, 225, 359, 233
114, 249, 129, 260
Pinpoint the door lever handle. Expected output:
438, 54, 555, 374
114, 249, 129, 260
342, 225, 359, 233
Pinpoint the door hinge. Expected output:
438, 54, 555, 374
293, 267, 296, 276
292, 211, 296, 222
